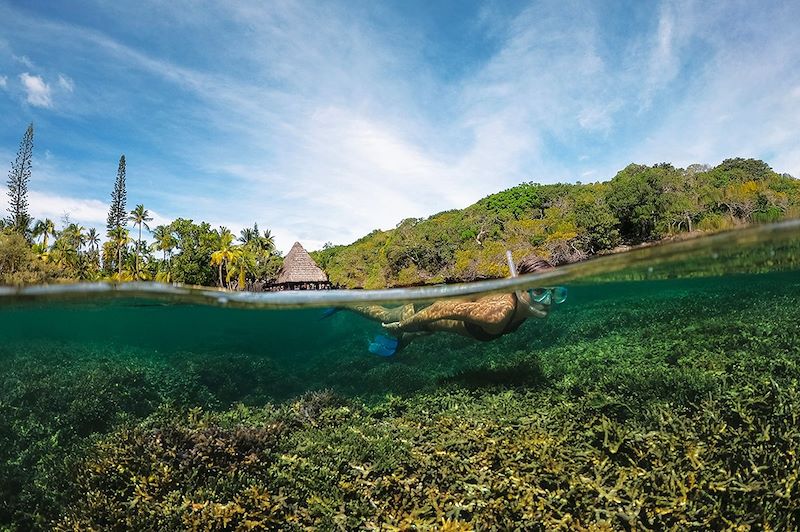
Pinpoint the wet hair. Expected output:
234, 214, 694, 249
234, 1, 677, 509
516, 255, 554, 275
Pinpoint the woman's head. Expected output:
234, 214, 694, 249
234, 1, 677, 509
516, 255, 553, 275
515, 255, 555, 319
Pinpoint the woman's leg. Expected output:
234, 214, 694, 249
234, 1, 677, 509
384, 295, 515, 334
350, 303, 415, 323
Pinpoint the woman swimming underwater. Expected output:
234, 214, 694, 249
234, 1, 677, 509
349, 254, 566, 355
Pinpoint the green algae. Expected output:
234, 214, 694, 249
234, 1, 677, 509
1, 266, 800, 528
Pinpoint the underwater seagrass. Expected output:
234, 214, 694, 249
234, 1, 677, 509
0, 223, 799, 530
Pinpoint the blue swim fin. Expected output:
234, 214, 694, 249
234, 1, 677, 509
368, 334, 400, 357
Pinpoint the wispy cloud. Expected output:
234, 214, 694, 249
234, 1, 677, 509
12, 54, 35, 69
19, 72, 52, 107
57, 74, 74, 92
0, 75, 7, 89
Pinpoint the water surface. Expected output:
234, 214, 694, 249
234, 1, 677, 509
1, 221, 798, 529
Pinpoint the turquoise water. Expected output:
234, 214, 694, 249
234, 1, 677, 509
1, 221, 799, 529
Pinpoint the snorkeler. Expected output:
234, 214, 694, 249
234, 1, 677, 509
349, 254, 565, 355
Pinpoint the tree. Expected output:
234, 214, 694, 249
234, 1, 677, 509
49, 235, 78, 270
105, 155, 127, 273
106, 155, 127, 233
0, 230, 58, 284
86, 228, 100, 254
86, 227, 101, 272
108, 226, 131, 276
63, 223, 87, 252
128, 204, 152, 275
210, 226, 236, 288
152, 225, 172, 260
5, 123, 34, 236
167, 218, 218, 286
572, 186, 620, 252
260, 228, 275, 252
227, 248, 255, 290
32, 218, 56, 250
605, 164, 683, 241
239, 225, 257, 248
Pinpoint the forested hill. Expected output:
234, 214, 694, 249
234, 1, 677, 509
311, 158, 800, 289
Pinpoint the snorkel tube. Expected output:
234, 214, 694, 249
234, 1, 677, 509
507, 250, 533, 311
507, 250, 567, 311
506, 250, 518, 279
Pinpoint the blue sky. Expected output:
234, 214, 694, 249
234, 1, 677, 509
1, 1, 799, 252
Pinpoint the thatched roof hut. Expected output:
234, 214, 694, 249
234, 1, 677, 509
272, 242, 331, 290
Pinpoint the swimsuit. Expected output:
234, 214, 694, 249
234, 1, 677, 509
463, 293, 523, 342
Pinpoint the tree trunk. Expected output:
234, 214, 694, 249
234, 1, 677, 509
218, 262, 223, 287
136, 223, 142, 274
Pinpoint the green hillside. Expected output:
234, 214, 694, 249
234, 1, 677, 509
312, 158, 800, 288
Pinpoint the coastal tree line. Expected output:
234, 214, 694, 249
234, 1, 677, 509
3, 123, 799, 289
0, 124, 283, 287
313, 159, 800, 288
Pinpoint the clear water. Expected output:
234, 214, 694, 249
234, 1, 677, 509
1, 220, 799, 529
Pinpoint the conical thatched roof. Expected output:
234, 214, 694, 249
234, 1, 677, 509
275, 242, 329, 284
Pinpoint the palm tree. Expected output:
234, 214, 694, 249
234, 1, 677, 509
239, 225, 257, 247
64, 223, 86, 252
50, 237, 78, 270
151, 225, 175, 262
86, 228, 100, 253
151, 225, 176, 283
32, 218, 56, 249
210, 226, 236, 288
108, 226, 131, 275
32, 220, 46, 246
228, 247, 255, 290
86, 228, 101, 272
128, 204, 153, 275
261, 228, 275, 253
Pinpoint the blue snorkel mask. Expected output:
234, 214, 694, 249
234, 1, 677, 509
506, 251, 567, 310
527, 286, 568, 305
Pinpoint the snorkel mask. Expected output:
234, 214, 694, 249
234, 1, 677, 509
506, 251, 568, 310
527, 286, 568, 305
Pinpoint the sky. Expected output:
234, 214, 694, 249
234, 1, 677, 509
1, 0, 799, 253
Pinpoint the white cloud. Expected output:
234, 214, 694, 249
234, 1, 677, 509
27, 191, 107, 223
0, 75, 7, 89
12, 54, 35, 69
19, 72, 52, 107
0, 189, 105, 232
57, 74, 74, 92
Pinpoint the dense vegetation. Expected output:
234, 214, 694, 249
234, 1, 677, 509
1, 270, 798, 529
313, 159, 800, 287
4, 124, 799, 290
1, 125, 283, 288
